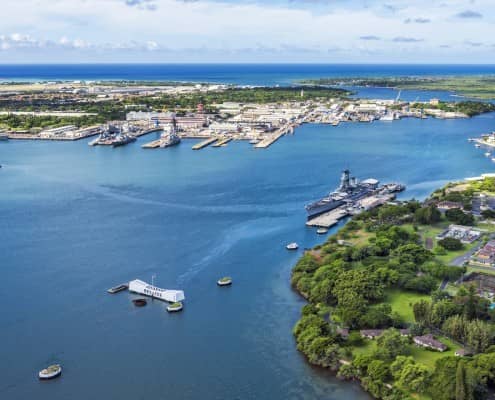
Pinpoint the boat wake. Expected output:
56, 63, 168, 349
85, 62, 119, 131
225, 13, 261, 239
176, 218, 285, 284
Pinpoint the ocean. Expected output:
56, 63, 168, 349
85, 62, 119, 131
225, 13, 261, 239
2, 111, 495, 399
1, 63, 495, 86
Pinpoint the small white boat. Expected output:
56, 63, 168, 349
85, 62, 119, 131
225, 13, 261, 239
491, 157, 495, 162
249, 139, 259, 144
485, 152, 491, 157
38, 364, 62, 380
217, 277, 232, 286
317, 228, 329, 234
475, 144, 481, 148
167, 302, 183, 312
286, 242, 299, 250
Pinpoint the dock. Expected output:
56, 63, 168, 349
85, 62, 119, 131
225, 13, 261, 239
305, 207, 349, 228
192, 137, 218, 150
107, 283, 129, 294
132, 127, 162, 138
212, 137, 232, 147
254, 125, 291, 149
141, 139, 162, 149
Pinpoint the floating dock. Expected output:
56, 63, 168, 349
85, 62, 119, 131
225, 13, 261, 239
212, 137, 232, 147
192, 137, 218, 150
305, 207, 349, 228
107, 283, 129, 294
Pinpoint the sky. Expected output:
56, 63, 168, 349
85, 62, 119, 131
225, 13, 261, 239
1, 0, 494, 63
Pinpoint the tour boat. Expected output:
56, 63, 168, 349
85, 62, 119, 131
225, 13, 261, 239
286, 242, 299, 250
217, 277, 233, 286
167, 302, 183, 312
38, 364, 62, 380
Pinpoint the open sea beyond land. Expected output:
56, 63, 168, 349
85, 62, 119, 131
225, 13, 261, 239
2, 110, 495, 399
2, 63, 495, 102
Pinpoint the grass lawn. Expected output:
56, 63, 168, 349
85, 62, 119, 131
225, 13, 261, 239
436, 240, 479, 265
467, 266, 495, 276
476, 222, 495, 233
409, 337, 460, 369
347, 229, 374, 246
385, 289, 430, 324
352, 336, 460, 369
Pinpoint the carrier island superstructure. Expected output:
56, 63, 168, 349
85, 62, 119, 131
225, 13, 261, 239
305, 169, 405, 226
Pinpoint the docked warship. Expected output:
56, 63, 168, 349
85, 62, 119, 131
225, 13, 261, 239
305, 169, 405, 220
160, 117, 181, 148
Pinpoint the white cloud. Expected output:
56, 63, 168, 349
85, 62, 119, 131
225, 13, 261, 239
0, 0, 493, 62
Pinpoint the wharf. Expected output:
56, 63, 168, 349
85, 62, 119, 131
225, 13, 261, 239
7, 130, 100, 141
192, 137, 218, 150
132, 127, 162, 138
306, 206, 349, 228
212, 137, 232, 147
141, 139, 162, 149
254, 129, 286, 149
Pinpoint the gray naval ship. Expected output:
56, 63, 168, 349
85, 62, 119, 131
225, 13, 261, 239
305, 169, 405, 220
160, 117, 181, 148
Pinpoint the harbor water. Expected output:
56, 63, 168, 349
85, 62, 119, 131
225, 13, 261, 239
2, 114, 495, 399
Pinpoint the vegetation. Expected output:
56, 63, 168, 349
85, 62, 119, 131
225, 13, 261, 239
299, 76, 495, 100
0, 85, 349, 130
291, 186, 495, 399
410, 101, 495, 117
438, 237, 464, 251
0, 113, 108, 131
121, 86, 349, 113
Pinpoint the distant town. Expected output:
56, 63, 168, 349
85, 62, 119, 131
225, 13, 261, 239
0, 80, 493, 150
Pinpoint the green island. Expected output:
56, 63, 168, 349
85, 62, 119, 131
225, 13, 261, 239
407, 101, 495, 117
300, 76, 495, 100
292, 176, 495, 400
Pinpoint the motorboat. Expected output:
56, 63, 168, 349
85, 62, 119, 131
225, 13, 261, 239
286, 242, 299, 250
38, 364, 62, 380
167, 302, 183, 312
217, 277, 233, 286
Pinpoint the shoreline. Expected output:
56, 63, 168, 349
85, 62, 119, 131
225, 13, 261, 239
291, 177, 495, 399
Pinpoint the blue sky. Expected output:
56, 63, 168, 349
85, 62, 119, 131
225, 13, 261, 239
1, 0, 494, 63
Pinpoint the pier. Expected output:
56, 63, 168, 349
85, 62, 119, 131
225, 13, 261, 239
192, 137, 218, 150
132, 127, 162, 138
305, 207, 349, 228
141, 139, 162, 149
212, 137, 232, 147
254, 126, 289, 149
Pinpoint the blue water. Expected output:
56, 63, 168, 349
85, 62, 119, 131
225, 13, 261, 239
1, 63, 495, 86
2, 114, 495, 400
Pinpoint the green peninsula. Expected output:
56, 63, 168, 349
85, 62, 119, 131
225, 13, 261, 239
301, 76, 495, 100
292, 177, 495, 400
